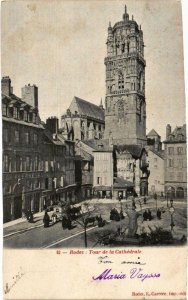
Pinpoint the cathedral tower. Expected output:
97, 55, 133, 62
104, 5, 146, 146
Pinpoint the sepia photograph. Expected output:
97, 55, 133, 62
2, 0, 187, 251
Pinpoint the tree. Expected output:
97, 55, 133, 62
67, 202, 96, 248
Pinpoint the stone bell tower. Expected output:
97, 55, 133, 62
104, 5, 147, 146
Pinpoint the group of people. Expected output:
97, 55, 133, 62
43, 211, 58, 228
143, 209, 152, 221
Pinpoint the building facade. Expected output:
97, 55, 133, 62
147, 149, 164, 196
2, 78, 77, 223
61, 96, 105, 141
104, 6, 146, 146
146, 129, 164, 196
164, 124, 187, 199
2, 77, 44, 222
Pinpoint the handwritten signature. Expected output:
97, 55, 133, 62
4, 267, 25, 294
92, 268, 160, 281
98, 255, 146, 265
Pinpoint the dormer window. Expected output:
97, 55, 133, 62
29, 112, 33, 122
24, 110, 29, 122
9, 107, 13, 118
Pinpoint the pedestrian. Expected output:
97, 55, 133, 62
28, 211, 34, 223
43, 211, 50, 228
157, 209, 161, 220
117, 226, 121, 236
132, 199, 136, 209
67, 217, 72, 230
144, 197, 146, 204
148, 209, 152, 221
52, 212, 57, 224
143, 210, 148, 221
62, 215, 67, 229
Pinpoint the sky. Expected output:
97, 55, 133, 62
1, 0, 186, 140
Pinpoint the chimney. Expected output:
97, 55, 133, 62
21, 84, 38, 108
46, 117, 59, 134
166, 124, 171, 139
1, 76, 12, 96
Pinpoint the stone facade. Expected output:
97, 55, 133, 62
146, 129, 164, 196
2, 78, 77, 223
61, 96, 105, 141
147, 149, 164, 196
74, 140, 94, 200
104, 6, 146, 146
164, 124, 187, 199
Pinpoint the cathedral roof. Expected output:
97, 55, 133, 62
68, 96, 104, 121
147, 129, 161, 137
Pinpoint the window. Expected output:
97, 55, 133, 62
33, 113, 36, 123
97, 177, 102, 185
25, 132, 30, 145
35, 156, 39, 171
3, 154, 9, 172
26, 156, 30, 171
2, 103, 7, 116
177, 147, 183, 155
24, 111, 29, 122
168, 159, 173, 167
29, 112, 33, 122
61, 176, 64, 186
15, 130, 20, 144
45, 161, 49, 172
15, 155, 21, 171
168, 147, 174, 155
118, 73, 124, 89
3, 128, 9, 143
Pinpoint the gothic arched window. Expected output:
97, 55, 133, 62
118, 72, 124, 90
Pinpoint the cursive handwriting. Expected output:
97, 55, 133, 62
97, 255, 146, 265
98, 256, 113, 264
92, 268, 160, 281
121, 257, 146, 265
4, 267, 25, 294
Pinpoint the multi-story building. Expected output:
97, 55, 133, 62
2, 77, 44, 222
146, 129, 164, 196
2, 78, 77, 223
74, 140, 94, 200
44, 117, 77, 205
104, 5, 146, 146
164, 124, 187, 199
60, 96, 105, 141
147, 129, 162, 152
81, 138, 149, 199
147, 149, 164, 196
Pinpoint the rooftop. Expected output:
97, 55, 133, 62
147, 129, 161, 137
65, 96, 105, 121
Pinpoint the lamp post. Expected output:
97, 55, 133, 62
169, 199, 175, 232
166, 193, 169, 208
119, 194, 123, 219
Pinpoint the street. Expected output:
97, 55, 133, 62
3, 198, 187, 248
